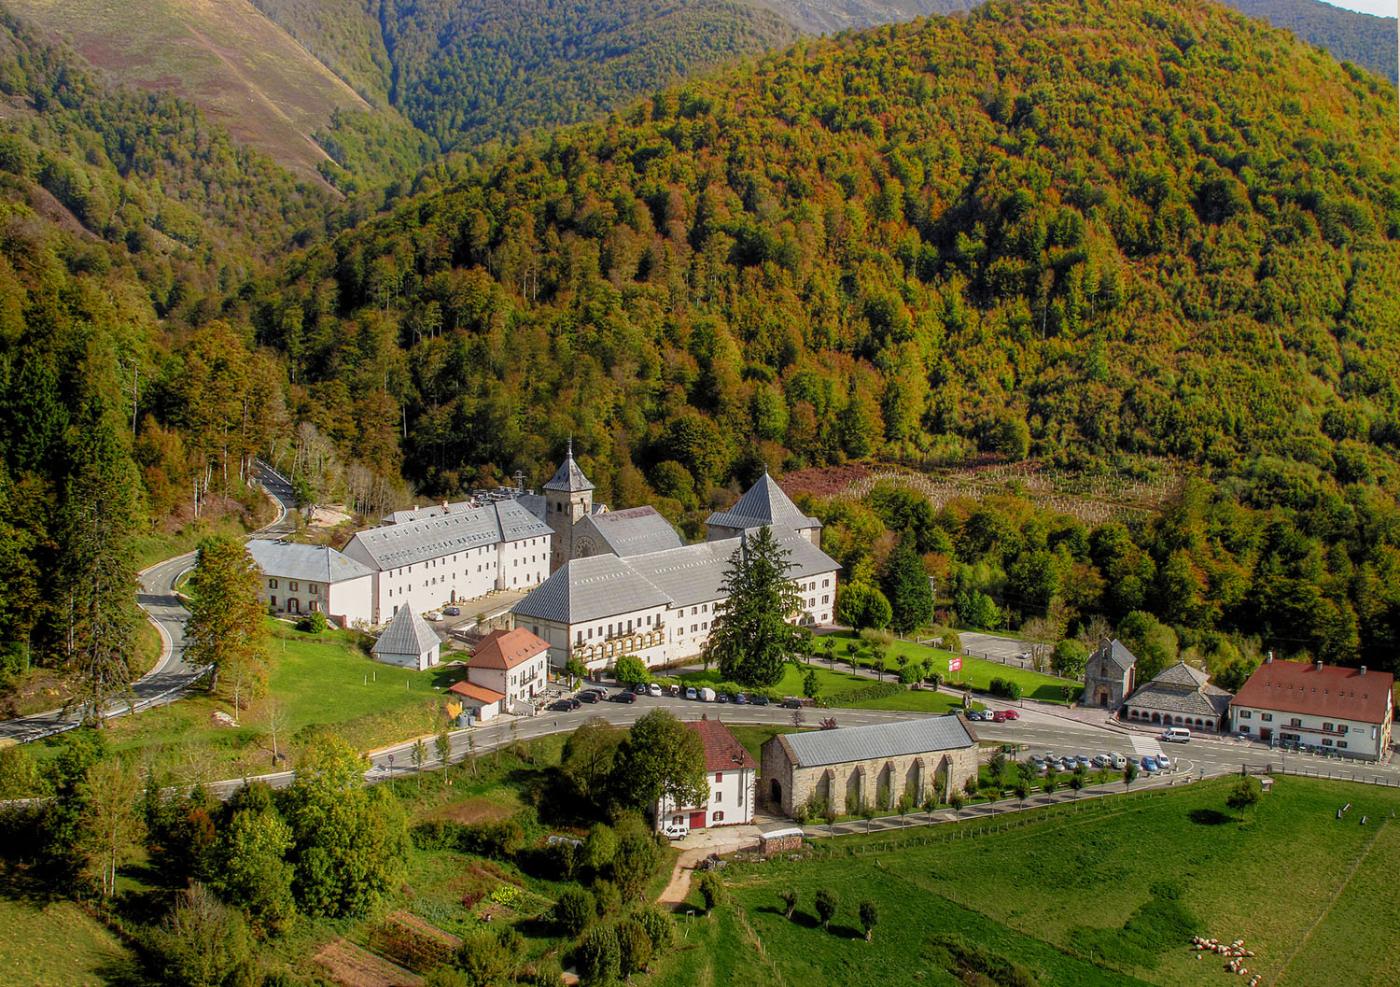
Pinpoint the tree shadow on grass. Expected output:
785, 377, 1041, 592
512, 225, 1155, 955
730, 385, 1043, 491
828, 923, 866, 941
1187, 808, 1231, 826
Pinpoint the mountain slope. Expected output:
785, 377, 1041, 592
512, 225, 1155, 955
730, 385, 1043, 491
1225, 0, 1397, 82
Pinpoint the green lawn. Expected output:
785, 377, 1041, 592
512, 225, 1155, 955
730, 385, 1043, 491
673, 663, 968, 714
0, 895, 135, 985
825, 631, 1079, 704
31, 621, 463, 785
652, 777, 1400, 986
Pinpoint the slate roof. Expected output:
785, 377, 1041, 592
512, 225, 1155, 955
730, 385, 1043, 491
448, 680, 505, 705
576, 507, 682, 557
543, 443, 594, 492
471, 628, 549, 670
1231, 660, 1394, 725
512, 529, 840, 624
512, 555, 672, 624
776, 716, 976, 768
345, 500, 551, 571
688, 719, 758, 772
707, 471, 820, 533
246, 540, 373, 583
372, 605, 440, 657
384, 501, 475, 524
1091, 639, 1138, 671
1124, 662, 1231, 719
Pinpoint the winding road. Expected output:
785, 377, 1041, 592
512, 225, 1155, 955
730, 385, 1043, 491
0, 460, 298, 744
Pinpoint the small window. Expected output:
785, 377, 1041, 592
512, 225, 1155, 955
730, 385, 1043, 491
714, 790, 722, 803
268, 578, 278, 589
1240, 710, 1252, 719
715, 772, 723, 783
1338, 741, 1348, 749
1262, 713, 1273, 722
713, 811, 725, 822
290, 581, 299, 591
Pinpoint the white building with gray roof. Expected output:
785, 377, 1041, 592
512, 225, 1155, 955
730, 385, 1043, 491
760, 716, 979, 818
341, 498, 553, 624
371, 604, 442, 671
513, 526, 838, 671
247, 539, 375, 628
706, 469, 822, 546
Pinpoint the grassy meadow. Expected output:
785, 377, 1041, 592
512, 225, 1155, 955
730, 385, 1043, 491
0, 895, 135, 985
655, 776, 1400, 986
674, 663, 971, 714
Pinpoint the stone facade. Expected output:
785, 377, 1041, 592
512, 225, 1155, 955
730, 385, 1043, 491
760, 735, 979, 819
1082, 638, 1137, 710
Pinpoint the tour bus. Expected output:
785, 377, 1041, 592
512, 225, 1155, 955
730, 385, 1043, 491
1160, 726, 1192, 743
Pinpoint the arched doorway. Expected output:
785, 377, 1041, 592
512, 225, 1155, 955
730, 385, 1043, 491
1151, 712, 1161, 724
769, 779, 782, 806
1096, 688, 1109, 707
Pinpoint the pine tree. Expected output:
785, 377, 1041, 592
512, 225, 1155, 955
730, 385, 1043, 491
703, 526, 803, 687
60, 387, 142, 725
882, 535, 934, 635
185, 535, 268, 718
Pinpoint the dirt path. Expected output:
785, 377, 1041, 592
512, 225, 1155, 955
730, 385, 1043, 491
657, 846, 711, 905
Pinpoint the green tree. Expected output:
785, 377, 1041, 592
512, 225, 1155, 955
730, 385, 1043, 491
611, 823, 664, 901
836, 581, 892, 630
76, 756, 145, 898
616, 917, 653, 976
1226, 776, 1261, 819
551, 886, 595, 937
411, 737, 428, 788
185, 535, 268, 720
881, 536, 934, 634
696, 870, 725, 912
802, 667, 820, 699
1052, 639, 1089, 678
814, 887, 839, 931
613, 654, 649, 686
456, 928, 516, 986
212, 797, 296, 932
1117, 611, 1178, 681
612, 710, 706, 813
703, 526, 803, 687
562, 719, 625, 811
1123, 761, 1139, 790
575, 924, 621, 987
954, 589, 1001, 630
859, 900, 879, 942
142, 883, 256, 987
583, 822, 619, 875
435, 726, 453, 787
0, 744, 42, 799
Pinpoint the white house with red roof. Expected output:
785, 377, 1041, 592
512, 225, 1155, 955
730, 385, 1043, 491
466, 628, 549, 709
656, 718, 758, 834
1229, 657, 1394, 761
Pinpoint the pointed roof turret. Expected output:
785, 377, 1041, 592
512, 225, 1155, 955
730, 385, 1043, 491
544, 438, 594, 493
706, 471, 819, 534
372, 604, 440, 659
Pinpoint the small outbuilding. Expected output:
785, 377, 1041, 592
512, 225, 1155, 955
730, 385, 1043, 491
447, 680, 505, 723
1082, 638, 1138, 710
371, 604, 441, 671
1122, 660, 1231, 732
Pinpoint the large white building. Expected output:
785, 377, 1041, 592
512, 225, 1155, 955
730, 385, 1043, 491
513, 455, 838, 671
341, 498, 554, 624
1229, 657, 1394, 761
246, 539, 375, 627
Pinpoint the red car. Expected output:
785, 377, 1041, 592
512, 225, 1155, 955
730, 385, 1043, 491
992, 711, 1008, 723
1001, 709, 1020, 720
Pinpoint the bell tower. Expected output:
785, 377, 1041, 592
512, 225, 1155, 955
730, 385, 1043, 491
543, 439, 594, 571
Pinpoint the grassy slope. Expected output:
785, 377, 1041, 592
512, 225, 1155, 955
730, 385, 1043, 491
6, 0, 368, 180
674, 663, 968, 714
654, 777, 1400, 986
30, 621, 463, 783
0, 896, 133, 985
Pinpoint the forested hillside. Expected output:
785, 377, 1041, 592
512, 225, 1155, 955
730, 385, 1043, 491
0, 11, 325, 694
1226, 0, 1397, 82
257, 0, 1400, 667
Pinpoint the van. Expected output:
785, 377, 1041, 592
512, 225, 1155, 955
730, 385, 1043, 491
1108, 752, 1127, 769
1160, 727, 1192, 743
699, 687, 717, 703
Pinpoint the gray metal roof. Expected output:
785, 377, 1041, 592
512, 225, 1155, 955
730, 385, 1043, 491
246, 539, 372, 583
578, 507, 683, 557
779, 717, 976, 768
707, 471, 820, 532
383, 501, 476, 524
512, 527, 839, 624
345, 500, 552, 571
512, 555, 671, 624
372, 604, 440, 657
1125, 661, 1231, 718
543, 443, 594, 492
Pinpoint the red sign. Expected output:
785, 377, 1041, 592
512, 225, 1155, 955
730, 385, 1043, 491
948, 657, 962, 673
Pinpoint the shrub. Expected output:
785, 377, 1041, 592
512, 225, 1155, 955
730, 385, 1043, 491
814, 887, 838, 930
988, 677, 1023, 700
696, 871, 725, 912
297, 610, 328, 634
575, 924, 620, 987
630, 903, 674, 951
820, 682, 903, 706
140, 883, 256, 987
939, 630, 962, 653
616, 918, 652, 976
552, 887, 595, 938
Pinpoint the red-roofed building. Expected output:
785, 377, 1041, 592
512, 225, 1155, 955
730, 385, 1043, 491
447, 680, 506, 722
466, 628, 549, 711
657, 718, 758, 836
1229, 657, 1394, 761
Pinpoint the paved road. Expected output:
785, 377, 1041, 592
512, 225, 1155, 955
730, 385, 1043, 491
205, 691, 1400, 799
0, 460, 298, 744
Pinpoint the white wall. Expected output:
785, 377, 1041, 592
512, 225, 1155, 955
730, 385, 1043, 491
657, 766, 755, 829
1231, 704, 1389, 760
328, 574, 375, 628
468, 651, 549, 703
353, 534, 553, 624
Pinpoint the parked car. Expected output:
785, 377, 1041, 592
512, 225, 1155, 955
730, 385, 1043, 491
964, 710, 983, 721
1160, 726, 1192, 743
699, 687, 717, 702
750, 694, 770, 707
1091, 754, 1110, 768
1155, 755, 1172, 771
1140, 756, 1160, 773
992, 711, 1008, 723
660, 821, 689, 840
734, 693, 749, 705
1075, 755, 1091, 769
668, 684, 681, 697
633, 683, 649, 695
647, 683, 663, 697
548, 699, 580, 712
609, 691, 636, 704
577, 691, 598, 704
685, 687, 698, 701
1000, 709, 1020, 720
424, 610, 443, 621
780, 697, 803, 709
1108, 752, 1127, 769
443, 606, 462, 616
716, 692, 730, 704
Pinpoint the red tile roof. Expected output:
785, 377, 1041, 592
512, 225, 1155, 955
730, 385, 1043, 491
448, 680, 505, 705
1231, 661, 1393, 725
687, 718, 758, 773
471, 628, 549, 670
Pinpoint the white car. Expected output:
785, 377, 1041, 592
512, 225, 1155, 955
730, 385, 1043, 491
424, 610, 443, 621
647, 683, 663, 697
660, 821, 689, 840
